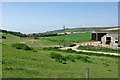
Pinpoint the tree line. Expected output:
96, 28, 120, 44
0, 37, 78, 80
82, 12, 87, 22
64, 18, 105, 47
0, 29, 27, 37
0, 29, 59, 38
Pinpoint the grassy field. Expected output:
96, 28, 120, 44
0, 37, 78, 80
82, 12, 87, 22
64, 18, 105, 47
40, 32, 94, 43
78, 46, 120, 53
1, 33, 119, 78
63, 27, 118, 32
2, 33, 63, 46
48, 26, 118, 34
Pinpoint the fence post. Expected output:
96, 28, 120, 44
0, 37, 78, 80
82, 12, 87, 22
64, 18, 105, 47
86, 67, 89, 80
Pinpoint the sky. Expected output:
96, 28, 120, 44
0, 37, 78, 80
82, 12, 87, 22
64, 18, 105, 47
2, 2, 118, 33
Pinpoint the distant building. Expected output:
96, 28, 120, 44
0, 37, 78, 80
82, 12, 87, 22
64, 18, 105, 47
91, 30, 120, 47
37, 33, 44, 36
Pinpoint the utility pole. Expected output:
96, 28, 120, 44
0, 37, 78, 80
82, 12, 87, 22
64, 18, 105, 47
86, 67, 89, 80
63, 25, 65, 47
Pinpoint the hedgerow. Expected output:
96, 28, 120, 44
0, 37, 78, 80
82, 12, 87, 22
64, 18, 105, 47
50, 52, 91, 64
43, 47, 119, 58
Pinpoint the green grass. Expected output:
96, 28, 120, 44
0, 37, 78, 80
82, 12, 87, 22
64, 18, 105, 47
2, 44, 118, 78
78, 46, 120, 53
2, 33, 63, 47
12, 43, 33, 51
40, 32, 94, 43
2, 33, 119, 78
43, 47, 119, 58
50, 52, 91, 64
2, 33, 29, 45
114, 29, 120, 31
25, 39, 62, 47
48, 26, 118, 34
64, 27, 118, 32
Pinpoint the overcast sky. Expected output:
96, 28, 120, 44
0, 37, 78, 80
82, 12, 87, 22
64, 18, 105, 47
2, 2, 118, 33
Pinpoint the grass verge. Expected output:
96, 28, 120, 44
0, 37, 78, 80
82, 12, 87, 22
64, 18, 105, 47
78, 46, 120, 53
43, 47, 119, 58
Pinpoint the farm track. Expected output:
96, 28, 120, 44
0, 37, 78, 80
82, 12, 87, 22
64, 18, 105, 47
60, 43, 120, 56
19, 39, 120, 56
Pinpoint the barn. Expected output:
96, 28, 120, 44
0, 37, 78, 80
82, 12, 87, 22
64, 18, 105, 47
91, 29, 120, 47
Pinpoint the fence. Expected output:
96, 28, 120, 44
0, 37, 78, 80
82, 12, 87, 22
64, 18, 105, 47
2, 67, 118, 79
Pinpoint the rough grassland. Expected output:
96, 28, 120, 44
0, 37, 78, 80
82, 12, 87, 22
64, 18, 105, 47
78, 46, 120, 53
2, 33, 118, 78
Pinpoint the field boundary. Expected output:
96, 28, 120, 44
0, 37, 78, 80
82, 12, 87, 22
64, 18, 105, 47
60, 45, 120, 56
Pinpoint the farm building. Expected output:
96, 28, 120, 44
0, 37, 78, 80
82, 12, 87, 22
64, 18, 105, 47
91, 29, 120, 47
37, 33, 44, 36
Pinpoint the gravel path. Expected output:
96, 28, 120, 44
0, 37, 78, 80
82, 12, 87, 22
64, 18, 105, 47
60, 44, 120, 56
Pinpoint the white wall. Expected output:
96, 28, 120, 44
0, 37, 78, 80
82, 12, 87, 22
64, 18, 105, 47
101, 34, 118, 46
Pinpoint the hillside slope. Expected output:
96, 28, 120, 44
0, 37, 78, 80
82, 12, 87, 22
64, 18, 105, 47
1, 33, 118, 78
46, 26, 118, 34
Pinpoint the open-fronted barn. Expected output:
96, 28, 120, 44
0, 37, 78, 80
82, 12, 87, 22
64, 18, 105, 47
91, 29, 120, 47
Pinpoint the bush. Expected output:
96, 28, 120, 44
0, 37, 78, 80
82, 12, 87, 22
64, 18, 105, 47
50, 52, 68, 63
12, 43, 32, 50
50, 52, 91, 64
2, 36, 6, 39
69, 44, 76, 47
62, 61, 67, 64
78, 46, 120, 53
4, 66, 14, 70
65, 49, 76, 53
67, 55, 75, 62
34, 37, 39, 39
41, 33, 58, 37
43, 47, 59, 50
43, 47, 119, 58
50, 52, 61, 59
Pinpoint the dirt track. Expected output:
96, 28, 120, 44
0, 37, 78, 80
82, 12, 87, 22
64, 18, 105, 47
60, 44, 120, 56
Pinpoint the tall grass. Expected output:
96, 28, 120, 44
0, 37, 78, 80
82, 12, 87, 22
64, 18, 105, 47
50, 52, 91, 64
43, 47, 119, 58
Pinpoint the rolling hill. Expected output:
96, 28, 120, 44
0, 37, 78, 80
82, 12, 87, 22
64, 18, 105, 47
1, 33, 118, 78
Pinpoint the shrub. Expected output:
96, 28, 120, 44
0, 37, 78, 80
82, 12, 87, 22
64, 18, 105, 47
44, 47, 119, 58
62, 56, 67, 61
67, 55, 75, 62
2, 61, 5, 64
43, 47, 52, 50
62, 61, 67, 64
2, 36, 6, 39
12, 43, 32, 50
43, 47, 59, 50
50, 52, 91, 64
34, 37, 39, 39
108, 69, 111, 71
50, 52, 61, 59
75, 55, 91, 63
50, 52, 67, 63
65, 49, 76, 53
4, 66, 14, 70
78, 46, 120, 53
69, 44, 76, 47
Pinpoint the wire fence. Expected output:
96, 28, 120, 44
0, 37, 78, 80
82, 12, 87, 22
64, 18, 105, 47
1, 70, 118, 74
1, 67, 119, 79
